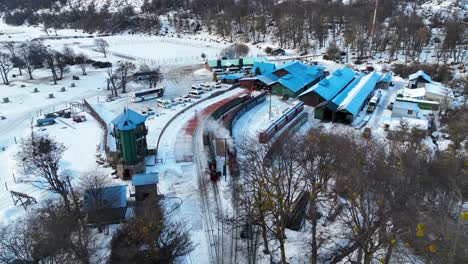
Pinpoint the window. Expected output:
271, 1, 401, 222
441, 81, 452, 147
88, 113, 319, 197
408, 110, 413, 115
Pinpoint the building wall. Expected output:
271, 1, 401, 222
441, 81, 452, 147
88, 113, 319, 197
135, 184, 157, 201
425, 92, 449, 108
117, 161, 145, 180
300, 93, 323, 107
392, 107, 418, 118
120, 130, 137, 162
239, 79, 255, 89
87, 207, 126, 224
271, 84, 300, 98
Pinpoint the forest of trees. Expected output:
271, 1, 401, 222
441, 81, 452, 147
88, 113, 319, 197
1, 0, 466, 64
236, 124, 468, 264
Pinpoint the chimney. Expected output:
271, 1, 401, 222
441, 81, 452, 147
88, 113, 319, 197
239, 58, 244, 67
217, 59, 221, 68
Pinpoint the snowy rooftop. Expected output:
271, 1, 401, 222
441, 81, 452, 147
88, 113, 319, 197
400, 87, 426, 98
336, 71, 380, 115
409, 70, 432, 82
327, 73, 364, 111
299, 67, 357, 101
425, 82, 454, 97
132, 173, 159, 186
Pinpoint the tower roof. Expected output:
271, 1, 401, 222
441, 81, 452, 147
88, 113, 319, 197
111, 107, 147, 131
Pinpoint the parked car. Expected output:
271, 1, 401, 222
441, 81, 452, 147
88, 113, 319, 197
181, 95, 192, 102
202, 85, 213, 92
156, 99, 172, 109
146, 108, 155, 115
170, 98, 179, 106
36, 117, 56, 126
191, 85, 204, 92
188, 90, 203, 98
212, 83, 221, 89
73, 115, 87, 122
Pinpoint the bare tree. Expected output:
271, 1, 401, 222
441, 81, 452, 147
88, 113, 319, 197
0, 219, 36, 264
75, 53, 89, 76
114, 61, 136, 94
43, 50, 59, 84
111, 199, 194, 263
136, 64, 162, 88
95, 38, 110, 58
0, 52, 13, 85
16, 132, 71, 211
240, 136, 305, 263
19, 42, 47, 80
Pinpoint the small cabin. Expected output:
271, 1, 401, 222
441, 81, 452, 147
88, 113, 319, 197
84, 185, 127, 224
131, 173, 158, 201
391, 101, 420, 119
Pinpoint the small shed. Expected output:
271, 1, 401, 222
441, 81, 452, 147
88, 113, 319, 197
376, 72, 392, 89
84, 185, 127, 224
221, 73, 244, 84
409, 70, 432, 88
132, 173, 159, 201
391, 101, 420, 118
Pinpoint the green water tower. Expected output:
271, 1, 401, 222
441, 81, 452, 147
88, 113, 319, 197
111, 108, 148, 179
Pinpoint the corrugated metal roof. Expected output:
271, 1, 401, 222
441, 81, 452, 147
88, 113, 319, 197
111, 108, 147, 131
84, 185, 127, 209
132, 173, 158, 186
327, 74, 365, 111
300, 67, 356, 100
273, 62, 323, 93
379, 72, 392, 83
425, 83, 453, 97
221, 73, 244, 80
336, 71, 380, 115
250, 62, 276, 75
409, 70, 432, 82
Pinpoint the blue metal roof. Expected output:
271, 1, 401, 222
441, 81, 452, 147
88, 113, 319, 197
132, 173, 158, 186
300, 67, 356, 100
221, 73, 244, 80
84, 185, 127, 210
327, 74, 365, 111
111, 108, 147, 131
250, 62, 276, 75
379, 72, 392, 83
409, 70, 431, 82
336, 71, 380, 115
274, 61, 323, 93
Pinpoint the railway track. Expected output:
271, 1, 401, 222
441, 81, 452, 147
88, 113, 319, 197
193, 120, 222, 264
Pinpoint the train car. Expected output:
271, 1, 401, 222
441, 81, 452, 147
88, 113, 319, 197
367, 90, 382, 113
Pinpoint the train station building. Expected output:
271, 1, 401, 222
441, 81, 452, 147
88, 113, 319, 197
240, 61, 325, 98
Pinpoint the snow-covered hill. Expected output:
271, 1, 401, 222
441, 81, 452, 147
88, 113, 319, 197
65, 0, 144, 12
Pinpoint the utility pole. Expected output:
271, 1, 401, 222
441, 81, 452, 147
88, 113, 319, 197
269, 91, 272, 120
369, 0, 379, 59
